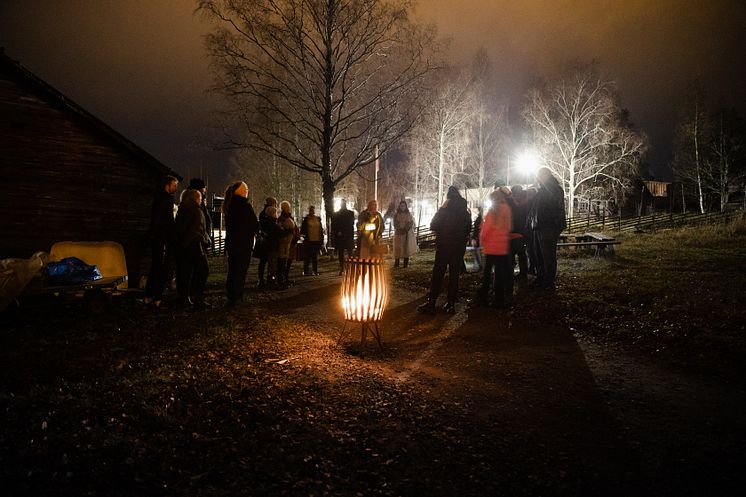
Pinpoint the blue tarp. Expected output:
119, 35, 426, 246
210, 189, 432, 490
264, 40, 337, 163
46, 257, 102, 286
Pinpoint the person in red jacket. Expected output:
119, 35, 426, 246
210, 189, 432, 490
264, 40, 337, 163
475, 187, 514, 308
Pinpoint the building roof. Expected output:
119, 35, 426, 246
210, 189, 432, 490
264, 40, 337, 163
0, 47, 181, 180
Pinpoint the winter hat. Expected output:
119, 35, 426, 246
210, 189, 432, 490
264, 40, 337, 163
188, 178, 206, 190
446, 185, 461, 200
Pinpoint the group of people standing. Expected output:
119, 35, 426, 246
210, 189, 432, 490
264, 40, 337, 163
331, 198, 418, 271
418, 167, 566, 315
143, 176, 421, 309
143, 167, 564, 313
253, 197, 326, 292
144, 175, 213, 309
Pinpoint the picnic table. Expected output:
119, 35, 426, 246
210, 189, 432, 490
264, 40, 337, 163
557, 232, 619, 256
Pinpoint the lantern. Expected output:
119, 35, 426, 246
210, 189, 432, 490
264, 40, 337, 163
338, 257, 389, 349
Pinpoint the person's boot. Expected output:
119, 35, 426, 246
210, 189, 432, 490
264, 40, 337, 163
442, 300, 456, 314
403, 258, 409, 268
417, 296, 437, 315
394, 259, 400, 268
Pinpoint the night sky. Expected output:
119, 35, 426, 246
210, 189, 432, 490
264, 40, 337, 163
2, 0, 744, 185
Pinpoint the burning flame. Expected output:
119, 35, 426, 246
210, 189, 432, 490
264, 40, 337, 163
341, 258, 388, 322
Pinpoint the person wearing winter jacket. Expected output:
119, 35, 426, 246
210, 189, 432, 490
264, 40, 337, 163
417, 186, 472, 315
475, 188, 514, 308
263, 206, 284, 288
300, 205, 324, 275
392, 200, 417, 268
332, 200, 356, 275
471, 207, 484, 273
223, 181, 259, 306
174, 189, 210, 307
255, 197, 277, 289
144, 175, 178, 307
507, 184, 530, 281
357, 200, 384, 259
527, 168, 566, 290
276, 201, 299, 287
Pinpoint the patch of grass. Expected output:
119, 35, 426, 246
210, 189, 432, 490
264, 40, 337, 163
558, 217, 746, 382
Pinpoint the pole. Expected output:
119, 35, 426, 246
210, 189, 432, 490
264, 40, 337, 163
374, 145, 379, 202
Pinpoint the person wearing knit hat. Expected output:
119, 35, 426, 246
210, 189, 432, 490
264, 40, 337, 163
417, 185, 472, 315
222, 181, 259, 306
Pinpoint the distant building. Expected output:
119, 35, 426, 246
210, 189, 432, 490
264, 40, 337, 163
0, 49, 181, 284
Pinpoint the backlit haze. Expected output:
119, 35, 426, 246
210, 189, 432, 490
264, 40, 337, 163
2, 0, 744, 185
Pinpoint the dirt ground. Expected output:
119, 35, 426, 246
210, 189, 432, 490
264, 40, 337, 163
1, 248, 745, 496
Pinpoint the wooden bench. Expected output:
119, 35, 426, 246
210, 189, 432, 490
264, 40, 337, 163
557, 232, 619, 256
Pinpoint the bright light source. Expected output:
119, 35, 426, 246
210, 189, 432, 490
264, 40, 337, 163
484, 200, 493, 210
515, 149, 540, 177
334, 197, 342, 211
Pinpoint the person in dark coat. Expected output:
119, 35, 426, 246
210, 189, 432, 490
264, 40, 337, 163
255, 197, 277, 289
223, 181, 259, 306
507, 184, 529, 281
332, 200, 355, 275
145, 175, 178, 307
264, 205, 284, 290
524, 187, 538, 275
175, 189, 210, 308
471, 206, 483, 273
527, 168, 566, 290
187, 178, 213, 249
418, 186, 472, 315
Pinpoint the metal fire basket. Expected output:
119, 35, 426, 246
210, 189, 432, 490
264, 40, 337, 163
338, 257, 389, 349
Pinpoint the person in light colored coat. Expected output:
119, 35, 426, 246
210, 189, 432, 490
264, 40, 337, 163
392, 200, 417, 268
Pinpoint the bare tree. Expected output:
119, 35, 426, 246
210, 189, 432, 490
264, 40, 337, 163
522, 64, 646, 218
230, 145, 320, 216
198, 0, 438, 223
705, 107, 745, 212
672, 82, 712, 213
407, 67, 474, 204
465, 49, 504, 206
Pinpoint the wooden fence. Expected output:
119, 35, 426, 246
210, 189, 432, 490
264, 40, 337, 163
564, 209, 744, 234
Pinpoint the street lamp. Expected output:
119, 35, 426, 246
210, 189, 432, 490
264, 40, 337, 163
514, 149, 540, 184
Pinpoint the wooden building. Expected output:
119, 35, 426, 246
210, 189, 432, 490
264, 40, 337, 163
0, 49, 181, 284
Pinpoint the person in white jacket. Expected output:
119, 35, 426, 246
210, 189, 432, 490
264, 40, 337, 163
392, 200, 417, 268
